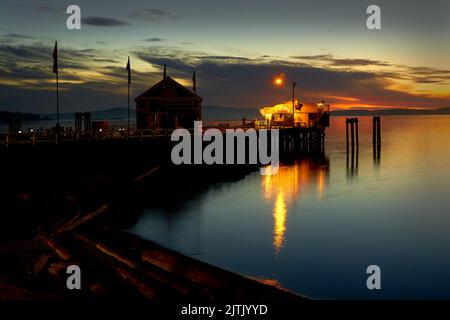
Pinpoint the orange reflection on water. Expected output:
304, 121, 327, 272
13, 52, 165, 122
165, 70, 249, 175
262, 159, 329, 254
273, 191, 287, 253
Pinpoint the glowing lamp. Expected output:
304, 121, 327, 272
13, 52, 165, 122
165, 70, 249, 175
274, 78, 283, 86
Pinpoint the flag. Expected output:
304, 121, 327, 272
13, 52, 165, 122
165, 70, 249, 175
126, 56, 131, 85
192, 70, 196, 93
52, 41, 58, 74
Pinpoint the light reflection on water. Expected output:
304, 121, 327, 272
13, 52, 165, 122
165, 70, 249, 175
262, 161, 328, 255
129, 115, 450, 299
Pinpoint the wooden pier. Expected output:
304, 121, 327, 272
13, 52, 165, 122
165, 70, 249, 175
0, 125, 326, 159
279, 127, 325, 155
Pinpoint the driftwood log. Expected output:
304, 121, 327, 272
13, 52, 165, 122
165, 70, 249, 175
71, 232, 203, 301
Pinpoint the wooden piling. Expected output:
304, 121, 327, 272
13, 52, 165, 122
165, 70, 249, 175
350, 119, 355, 155
345, 118, 359, 170
346, 118, 349, 154
373, 116, 381, 159
377, 116, 381, 157
373, 117, 376, 157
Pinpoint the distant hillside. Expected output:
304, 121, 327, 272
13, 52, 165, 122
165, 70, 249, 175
48, 106, 262, 121
42, 106, 450, 121
203, 105, 262, 121
331, 107, 450, 116
49, 108, 136, 120
0, 111, 50, 123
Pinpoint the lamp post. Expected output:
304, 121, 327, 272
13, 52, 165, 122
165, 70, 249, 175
275, 77, 297, 127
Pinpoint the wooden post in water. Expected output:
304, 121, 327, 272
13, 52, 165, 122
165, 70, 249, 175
373, 116, 381, 159
377, 116, 381, 158
373, 117, 376, 157
346, 118, 359, 169
345, 118, 349, 166
350, 119, 355, 154
346, 118, 349, 153
350, 119, 355, 168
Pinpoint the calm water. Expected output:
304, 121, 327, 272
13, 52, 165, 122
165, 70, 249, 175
129, 116, 450, 299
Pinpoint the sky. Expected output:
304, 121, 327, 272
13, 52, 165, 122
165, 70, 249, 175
0, 0, 450, 113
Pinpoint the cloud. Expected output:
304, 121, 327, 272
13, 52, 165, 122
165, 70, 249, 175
405, 66, 450, 84
193, 55, 254, 63
291, 54, 333, 61
1, 42, 449, 113
142, 38, 165, 42
328, 59, 391, 67
93, 58, 120, 63
133, 46, 450, 109
16, 4, 64, 14
129, 8, 174, 22
0, 42, 157, 113
3, 33, 35, 40
82, 17, 130, 27
0, 44, 50, 60
292, 54, 391, 67
1, 33, 38, 45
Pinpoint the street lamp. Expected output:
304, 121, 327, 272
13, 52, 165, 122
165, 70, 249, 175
274, 77, 297, 127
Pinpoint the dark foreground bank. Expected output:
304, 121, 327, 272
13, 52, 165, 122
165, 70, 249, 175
0, 138, 309, 308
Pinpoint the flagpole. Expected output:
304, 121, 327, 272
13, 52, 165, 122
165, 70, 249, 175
193, 70, 198, 120
54, 41, 59, 144
127, 56, 130, 140
56, 71, 59, 128
127, 78, 130, 140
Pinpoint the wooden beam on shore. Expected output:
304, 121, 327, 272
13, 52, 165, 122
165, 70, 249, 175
72, 232, 196, 298
133, 166, 161, 182
114, 266, 158, 300
38, 233, 72, 261
142, 249, 225, 289
53, 204, 109, 236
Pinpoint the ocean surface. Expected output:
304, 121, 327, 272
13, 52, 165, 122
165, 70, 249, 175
128, 115, 450, 299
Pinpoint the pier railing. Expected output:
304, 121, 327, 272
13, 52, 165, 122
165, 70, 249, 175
0, 122, 324, 147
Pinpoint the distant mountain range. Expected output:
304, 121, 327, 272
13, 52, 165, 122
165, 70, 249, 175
0, 111, 51, 123
46, 106, 261, 121
85, 106, 450, 119
203, 105, 261, 120
48, 107, 137, 120
2, 106, 450, 123
331, 107, 450, 116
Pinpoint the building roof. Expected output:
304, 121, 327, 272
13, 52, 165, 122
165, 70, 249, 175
260, 101, 296, 116
135, 76, 202, 101
260, 101, 323, 116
